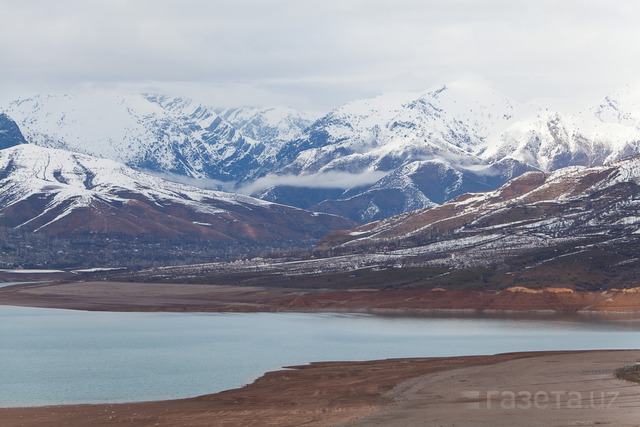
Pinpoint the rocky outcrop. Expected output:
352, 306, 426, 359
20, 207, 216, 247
0, 114, 26, 150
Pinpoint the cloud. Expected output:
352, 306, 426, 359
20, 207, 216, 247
145, 168, 387, 196
1, 1, 640, 110
458, 164, 501, 177
141, 170, 233, 192
237, 171, 388, 195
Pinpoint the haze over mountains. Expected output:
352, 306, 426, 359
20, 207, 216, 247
4, 80, 640, 225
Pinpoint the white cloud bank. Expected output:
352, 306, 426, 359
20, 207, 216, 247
238, 171, 388, 195
1, 1, 640, 111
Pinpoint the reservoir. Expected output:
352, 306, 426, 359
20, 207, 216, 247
2, 305, 640, 407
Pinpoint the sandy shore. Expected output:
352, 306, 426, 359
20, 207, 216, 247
2, 280, 640, 313
2, 350, 639, 426
344, 350, 640, 427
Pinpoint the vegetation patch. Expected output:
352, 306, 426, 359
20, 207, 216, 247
616, 365, 640, 384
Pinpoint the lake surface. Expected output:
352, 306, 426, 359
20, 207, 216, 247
2, 305, 640, 407
0, 282, 43, 289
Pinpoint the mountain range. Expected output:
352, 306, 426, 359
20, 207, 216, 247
259, 81, 640, 222
2, 91, 316, 185
4, 81, 640, 225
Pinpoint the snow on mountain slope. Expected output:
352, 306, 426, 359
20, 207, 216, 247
483, 83, 640, 171
216, 106, 318, 182
309, 155, 640, 291
1, 90, 273, 183
310, 159, 484, 223
218, 106, 317, 150
275, 81, 640, 181
272, 80, 640, 183
321, 155, 640, 250
481, 110, 610, 171
257, 81, 537, 221
0, 144, 355, 239
7, 81, 640, 226
260, 81, 640, 222
276, 81, 532, 176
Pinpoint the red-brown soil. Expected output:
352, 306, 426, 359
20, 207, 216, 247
281, 286, 640, 313
0, 352, 583, 427
2, 281, 640, 313
3, 351, 640, 427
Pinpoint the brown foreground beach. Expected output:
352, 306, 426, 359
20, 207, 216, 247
1, 350, 640, 426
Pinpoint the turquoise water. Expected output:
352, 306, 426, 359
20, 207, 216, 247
2, 305, 640, 407
0, 282, 42, 288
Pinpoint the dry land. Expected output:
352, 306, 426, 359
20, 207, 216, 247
2, 280, 640, 313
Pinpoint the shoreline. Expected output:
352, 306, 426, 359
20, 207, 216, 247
2, 350, 640, 426
3, 281, 640, 425
2, 280, 640, 313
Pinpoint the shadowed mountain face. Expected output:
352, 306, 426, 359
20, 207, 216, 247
0, 113, 26, 149
0, 144, 356, 241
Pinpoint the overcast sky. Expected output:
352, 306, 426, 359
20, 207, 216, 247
2, 0, 640, 112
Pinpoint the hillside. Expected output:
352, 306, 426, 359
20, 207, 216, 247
310, 156, 640, 290
0, 144, 355, 240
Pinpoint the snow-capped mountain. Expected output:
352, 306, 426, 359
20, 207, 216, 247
275, 81, 529, 175
1, 90, 314, 185
215, 106, 318, 182
7, 81, 640, 225
0, 144, 355, 239
482, 85, 640, 171
258, 81, 538, 221
258, 81, 640, 222
217, 106, 317, 151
